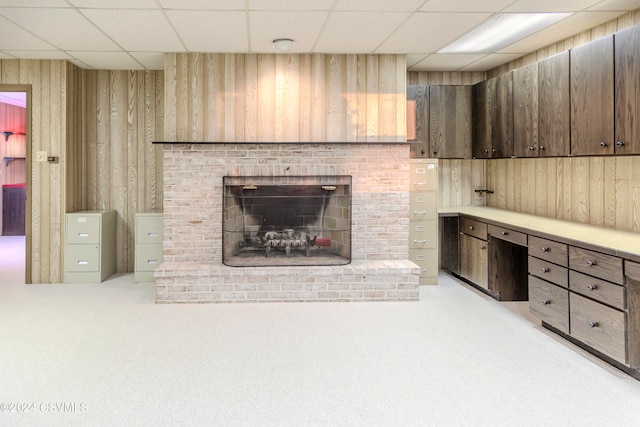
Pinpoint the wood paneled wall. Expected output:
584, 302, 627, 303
439, 9, 640, 233
164, 53, 406, 142
81, 70, 164, 273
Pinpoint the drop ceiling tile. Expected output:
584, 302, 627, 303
505, 0, 602, 12
130, 52, 165, 70
335, 0, 425, 11
409, 53, 489, 71
159, 0, 245, 9
0, 16, 56, 50
377, 12, 492, 53
70, 51, 146, 70
4, 50, 73, 60
316, 12, 410, 52
420, 0, 514, 12
166, 11, 248, 52
248, 0, 335, 11
1, 8, 121, 51
460, 53, 524, 71
82, 9, 185, 51
249, 11, 328, 52
588, 0, 640, 11
69, 0, 158, 8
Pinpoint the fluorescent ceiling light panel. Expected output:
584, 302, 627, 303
439, 13, 571, 53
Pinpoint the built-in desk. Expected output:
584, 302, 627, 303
439, 206, 640, 380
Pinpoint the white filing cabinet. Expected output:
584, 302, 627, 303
135, 213, 163, 282
409, 159, 438, 285
64, 210, 116, 283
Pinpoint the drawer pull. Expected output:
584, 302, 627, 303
469, 226, 474, 231
541, 247, 549, 252
414, 182, 427, 186
147, 259, 159, 265
616, 141, 625, 147
542, 299, 550, 305
414, 240, 427, 244
528, 146, 536, 151
413, 211, 427, 215
479, 245, 486, 250
588, 321, 599, 328
147, 231, 159, 237
541, 268, 549, 273
421, 268, 427, 274
587, 260, 596, 267
78, 233, 89, 238
501, 231, 508, 236
587, 284, 598, 291
77, 260, 89, 265
600, 142, 608, 147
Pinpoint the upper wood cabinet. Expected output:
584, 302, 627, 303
428, 85, 472, 158
570, 35, 615, 156
407, 84, 472, 158
473, 73, 513, 158
407, 85, 429, 158
538, 51, 570, 157
614, 23, 640, 155
513, 62, 538, 158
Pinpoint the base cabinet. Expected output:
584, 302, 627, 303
459, 230, 488, 290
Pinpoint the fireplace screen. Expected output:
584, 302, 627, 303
223, 175, 351, 266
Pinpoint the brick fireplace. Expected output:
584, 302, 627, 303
154, 142, 420, 303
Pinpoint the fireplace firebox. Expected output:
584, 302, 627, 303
223, 175, 351, 266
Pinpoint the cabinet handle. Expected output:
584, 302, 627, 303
539, 146, 545, 151
541, 267, 549, 273
587, 260, 596, 267
479, 245, 486, 250
542, 299, 550, 305
491, 148, 497, 154
528, 146, 536, 151
600, 142, 608, 147
587, 284, 597, 291
588, 321, 599, 328
501, 231, 508, 236
484, 149, 490, 153
616, 141, 625, 147
469, 226, 474, 230
541, 247, 549, 252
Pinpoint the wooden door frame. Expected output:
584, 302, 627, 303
1, 84, 32, 283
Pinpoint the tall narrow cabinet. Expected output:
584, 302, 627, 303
135, 212, 164, 282
408, 159, 438, 285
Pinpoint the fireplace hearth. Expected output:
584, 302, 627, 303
223, 176, 351, 266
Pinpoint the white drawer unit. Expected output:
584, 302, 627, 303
409, 159, 438, 285
135, 213, 163, 282
64, 210, 116, 283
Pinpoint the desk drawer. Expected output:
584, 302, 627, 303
488, 224, 527, 246
569, 270, 625, 310
459, 216, 487, 240
528, 236, 568, 267
569, 247, 623, 285
528, 256, 568, 288
570, 293, 626, 364
529, 276, 569, 334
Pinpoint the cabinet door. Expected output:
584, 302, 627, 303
473, 79, 493, 159
429, 85, 472, 158
570, 35, 614, 155
460, 233, 488, 290
538, 51, 570, 157
491, 72, 514, 158
513, 63, 538, 158
407, 85, 429, 158
614, 23, 640, 155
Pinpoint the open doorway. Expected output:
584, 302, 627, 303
0, 89, 29, 284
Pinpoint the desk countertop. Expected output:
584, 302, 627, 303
439, 206, 640, 262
